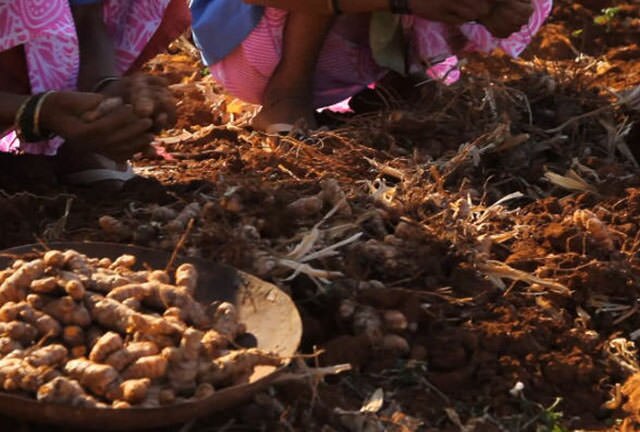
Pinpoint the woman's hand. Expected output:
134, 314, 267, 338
242, 0, 390, 14
72, 3, 176, 132
409, 0, 492, 24
39, 91, 154, 162
100, 74, 177, 133
243, 0, 334, 13
479, 0, 533, 38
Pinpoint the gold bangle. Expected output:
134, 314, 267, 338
14, 92, 56, 143
33, 91, 55, 137
13, 96, 30, 142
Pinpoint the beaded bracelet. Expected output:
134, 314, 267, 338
389, 0, 412, 14
15, 92, 56, 143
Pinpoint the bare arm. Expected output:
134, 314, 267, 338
70, 1, 176, 131
71, 2, 118, 91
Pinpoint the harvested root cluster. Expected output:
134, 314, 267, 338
0, 250, 282, 409
98, 202, 203, 249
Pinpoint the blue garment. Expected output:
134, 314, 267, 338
190, 0, 264, 66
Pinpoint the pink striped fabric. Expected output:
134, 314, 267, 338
210, 1, 553, 108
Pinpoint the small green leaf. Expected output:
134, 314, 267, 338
603, 6, 621, 19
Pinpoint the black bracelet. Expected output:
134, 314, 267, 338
389, 0, 411, 14
15, 92, 55, 143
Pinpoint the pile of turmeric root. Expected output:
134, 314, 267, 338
0, 250, 282, 409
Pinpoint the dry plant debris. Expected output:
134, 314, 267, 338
1, 0, 640, 429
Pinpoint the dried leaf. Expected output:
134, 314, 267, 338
544, 170, 597, 193
274, 364, 352, 384
287, 227, 321, 261
477, 260, 572, 296
360, 388, 384, 414
227, 99, 247, 115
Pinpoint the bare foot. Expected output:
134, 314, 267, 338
251, 91, 317, 133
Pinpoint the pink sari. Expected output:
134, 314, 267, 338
210, 1, 553, 108
0, 0, 188, 155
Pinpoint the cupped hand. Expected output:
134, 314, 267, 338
100, 73, 177, 132
409, 0, 492, 24
479, 0, 533, 39
39, 91, 154, 162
